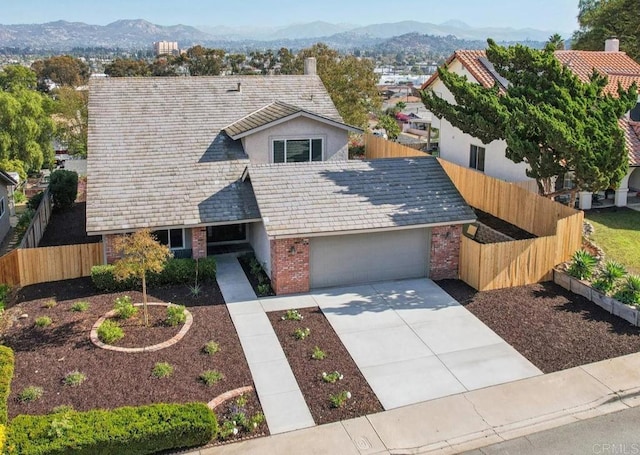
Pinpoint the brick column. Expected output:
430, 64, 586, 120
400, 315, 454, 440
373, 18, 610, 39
191, 227, 207, 260
104, 234, 120, 264
429, 225, 462, 280
270, 238, 309, 295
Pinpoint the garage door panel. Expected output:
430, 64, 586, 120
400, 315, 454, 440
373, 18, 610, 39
310, 229, 430, 289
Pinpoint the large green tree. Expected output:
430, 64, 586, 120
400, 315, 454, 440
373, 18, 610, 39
53, 86, 88, 156
185, 46, 226, 76
31, 55, 90, 89
104, 58, 151, 77
572, 0, 640, 60
0, 66, 55, 173
288, 43, 381, 128
421, 39, 637, 205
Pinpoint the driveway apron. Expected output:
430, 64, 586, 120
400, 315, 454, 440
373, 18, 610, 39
313, 278, 542, 410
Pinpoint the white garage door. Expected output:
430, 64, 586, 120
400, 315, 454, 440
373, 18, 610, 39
309, 228, 431, 289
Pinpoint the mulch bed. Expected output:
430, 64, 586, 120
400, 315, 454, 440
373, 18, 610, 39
436, 279, 640, 373
107, 305, 183, 349
267, 307, 383, 425
473, 208, 536, 240
38, 202, 101, 246
0, 277, 268, 441
237, 254, 275, 297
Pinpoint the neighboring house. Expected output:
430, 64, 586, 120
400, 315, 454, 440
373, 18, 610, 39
422, 39, 640, 208
0, 171, 17, 245
87, 61, 475, 294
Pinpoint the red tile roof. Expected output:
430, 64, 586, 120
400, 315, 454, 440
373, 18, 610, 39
622, 118, 640, 166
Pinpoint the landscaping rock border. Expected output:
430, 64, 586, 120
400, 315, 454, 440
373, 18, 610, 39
90, 303, 193, 352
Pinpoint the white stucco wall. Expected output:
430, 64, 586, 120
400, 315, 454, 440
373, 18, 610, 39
629, 167, 640, 190
247, 221, 271, 278
241, 116, 348, 164
429, 60, 534, 185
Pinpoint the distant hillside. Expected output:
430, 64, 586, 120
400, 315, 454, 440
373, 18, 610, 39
0, 19, 551, 52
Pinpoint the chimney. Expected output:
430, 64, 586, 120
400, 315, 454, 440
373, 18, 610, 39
605, 38, 620, 52
304, 57, 317, 75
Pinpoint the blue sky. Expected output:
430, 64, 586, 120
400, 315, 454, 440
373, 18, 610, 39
4, 0, 579, 33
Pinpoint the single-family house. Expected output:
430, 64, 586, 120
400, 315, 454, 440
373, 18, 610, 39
0, 170, 17, 244
87, 60, 475, 294
422, 39, 640, 209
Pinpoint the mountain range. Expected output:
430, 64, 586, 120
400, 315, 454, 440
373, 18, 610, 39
0, 19, 554, 52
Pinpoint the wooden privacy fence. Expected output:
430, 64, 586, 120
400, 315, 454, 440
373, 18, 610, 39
0, 243, 103, 287
438, 159, 583, 291
19, 187, 52, 249
364, 134, 429, 159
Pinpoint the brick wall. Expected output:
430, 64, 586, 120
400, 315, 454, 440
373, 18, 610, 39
104, 234, 119, 264
429, 225, 462, 280
191, 227, 207, 260
270, 238, 309, 295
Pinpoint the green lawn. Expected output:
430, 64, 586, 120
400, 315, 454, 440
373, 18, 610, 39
586, 208, 640, 275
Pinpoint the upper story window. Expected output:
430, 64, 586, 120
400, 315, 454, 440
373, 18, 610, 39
469, 145, 485, 172
0, 197, 4, 218
273, 138, 323, 163
153, 228, 184, 250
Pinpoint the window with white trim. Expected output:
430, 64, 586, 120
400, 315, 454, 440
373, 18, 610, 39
273, 138, 323, 163
469, 145, 485, 172
152, 228, 184, 249
0, 197, 4, 218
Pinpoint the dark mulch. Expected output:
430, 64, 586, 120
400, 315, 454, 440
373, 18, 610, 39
473, 208, 536, 240
436, 279, 640, 373
0, 277, 268, 443
39, 202, 101, 246
238, 255, 275, 297
267, 307, 383, 425
109, 305, 183, 348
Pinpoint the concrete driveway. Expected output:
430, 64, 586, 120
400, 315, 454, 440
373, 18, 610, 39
311, 278, 542, 410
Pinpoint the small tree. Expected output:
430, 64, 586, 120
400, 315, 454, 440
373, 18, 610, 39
112, 230, 172, 327
49, 169, 78, 211
377, 115, 401, 140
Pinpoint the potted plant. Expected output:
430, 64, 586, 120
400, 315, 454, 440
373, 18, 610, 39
590, 261, 626, 313
612, 275, 640, 325
565, 250, 598, 300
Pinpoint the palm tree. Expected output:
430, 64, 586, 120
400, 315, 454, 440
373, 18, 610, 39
547, 33, 565, 50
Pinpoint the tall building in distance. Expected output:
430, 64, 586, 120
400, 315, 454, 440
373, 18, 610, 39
153, 41, 179, 56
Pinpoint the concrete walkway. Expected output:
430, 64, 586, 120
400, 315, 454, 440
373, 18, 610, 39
214, 255, 314, 434
189, 352, 640, 455
312, 279, 541, 409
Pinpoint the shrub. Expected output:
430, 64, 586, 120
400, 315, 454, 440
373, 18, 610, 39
17, 386, 43, 403
91, 257, 217, 292
6, 402, 218, 455
592, 261, 627, 295
13, 191, 26, 204
199, 370, 224, 386
152, 362, 174, 379
49, 169, 78, 211
42, 299, 57, 308
26, 191, 44, 211
311, 346, 326, 360
329, 391, 351, 408
293, 327, 311, 340
97, 320, 124, 344
63, 370, 87, 387
166, 304, 186, 326
567, 249, 598, 280
51, 405, 75, 414
114, 295, 138, 319
613, 275, 640, 307
14, 208, 34, 242
202, 341, 219, 356
0, 423, 5, 454
0, 346, 14, 425
256, 283, 271, 296
34, 316, 52, 328
0, 284, 9, 313
71, 301, 90, 312
321, 371, 344, 383
281, 309, 303, 321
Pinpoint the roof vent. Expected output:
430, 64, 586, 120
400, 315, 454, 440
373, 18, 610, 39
304, 57, 317, 76
237, 82, 242, 92
605, 38, 620, 52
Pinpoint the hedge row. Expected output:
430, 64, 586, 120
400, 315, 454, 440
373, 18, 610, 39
6, 402, 218, 455
0, 345, 14, 425
91, 257, 216, 292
